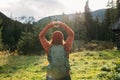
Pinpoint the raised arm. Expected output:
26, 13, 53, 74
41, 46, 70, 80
39, 22, 54, 54
59, 22, 74, 52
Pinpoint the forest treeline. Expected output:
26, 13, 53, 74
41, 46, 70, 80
0, 0, 119, 54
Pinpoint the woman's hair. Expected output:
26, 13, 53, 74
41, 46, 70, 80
51, 31, 64, 45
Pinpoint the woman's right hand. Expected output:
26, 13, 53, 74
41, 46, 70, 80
47, 22, 54, 28
48, 21, 64, 28
52, 21, 60, 28
47, 21, 58, 28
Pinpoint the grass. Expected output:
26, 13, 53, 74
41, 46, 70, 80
0, 49, 120, 80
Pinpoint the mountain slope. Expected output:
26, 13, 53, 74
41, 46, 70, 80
0, 11, 34, 51
12, 16, 35, 24
92, 9, 105, 21
36, 9, 106, 25
0, 11, 24, 27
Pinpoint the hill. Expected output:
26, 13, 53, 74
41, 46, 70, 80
0, 11, 34, 51
92, 9, 105, 21
36, 9, 105, 25
0, 11, 22, 25
0, 9, 105, 26
0, 11, 23, 50
0, 49, 120, 80
12, 16, 35, 24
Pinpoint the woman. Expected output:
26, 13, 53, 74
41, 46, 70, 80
39, 21, 74, 80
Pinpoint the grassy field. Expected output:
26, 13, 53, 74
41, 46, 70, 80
0, 49, 120, 80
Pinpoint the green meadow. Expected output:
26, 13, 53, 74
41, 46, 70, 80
0, 49, 120, 80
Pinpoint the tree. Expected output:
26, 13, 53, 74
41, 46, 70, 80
84, 0, 94, 40
73, 12, 86, 40
93, 16, 100, 40
62, 13, 70, 25
102, 0, 116, 41
17, 26, 43, 54
107, 0, 116, 24
116, 0, 120, 19
0, 18, 3, 50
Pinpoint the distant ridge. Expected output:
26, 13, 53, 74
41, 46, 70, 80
36, 9, 106, 25
92, 9, 106, 21
0, 9, 106, 25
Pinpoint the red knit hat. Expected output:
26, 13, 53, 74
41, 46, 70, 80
52, 31, 64, 44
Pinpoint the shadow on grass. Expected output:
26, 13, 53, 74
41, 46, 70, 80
0, 55, 45, 78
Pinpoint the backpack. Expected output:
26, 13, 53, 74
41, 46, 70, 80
47, 45, 70, 79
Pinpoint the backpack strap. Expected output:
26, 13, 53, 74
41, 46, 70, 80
47, 45, 52, 63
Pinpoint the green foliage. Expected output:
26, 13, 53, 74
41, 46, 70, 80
17, 31, 35, 54
84, 0, 99, 40
102, 8, 114, 41
101, 0, 118, 41
17, 27, 42, 54
73, 12, 87, 40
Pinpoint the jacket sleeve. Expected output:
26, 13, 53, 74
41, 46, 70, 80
59, 22, 74, 53
39, 22, 53, 54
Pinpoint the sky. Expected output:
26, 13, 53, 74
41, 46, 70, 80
0, 0, 109, 21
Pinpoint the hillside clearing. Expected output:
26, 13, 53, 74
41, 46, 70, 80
0, 50, 120, 80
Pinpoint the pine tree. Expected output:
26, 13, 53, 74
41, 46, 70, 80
102, 0, 116, 41
116, 0, 120, 19
84, 0, 94, 40
0, 18, 3, 50
93, 16, 100, 40
107, 0, 116, 23
62, 13, 70, 25
17, 26, 42, 54
73, 12, 86, 40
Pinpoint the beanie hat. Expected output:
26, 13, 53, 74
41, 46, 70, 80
52, 31, 64, 44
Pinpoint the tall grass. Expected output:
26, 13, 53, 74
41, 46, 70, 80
0, 49, 120, 80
